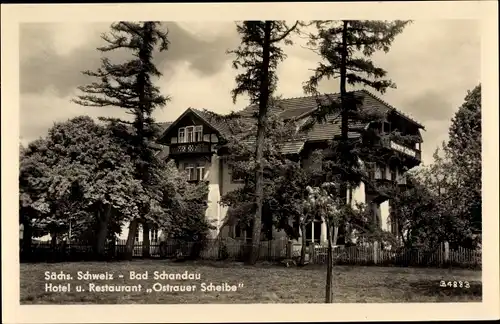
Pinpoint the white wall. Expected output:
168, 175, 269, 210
379, 200, 391, 232
350, 181, 366, 208
218, 157, 244, 237
205, 154, 221, 238
117, 223, 163, 242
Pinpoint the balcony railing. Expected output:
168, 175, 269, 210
169, 142, 212, 155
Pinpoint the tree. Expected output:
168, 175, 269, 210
19, 117, 144, 259
446, 84, 481, 237
304, 19, 411, 201
154, 160, 213, 259
303, 20, 411, 303
390, 141, 479, 251
214, 111, 300, 234
304, 183, 343, 302
228, 20, 299, 264
73, 21, 170, 258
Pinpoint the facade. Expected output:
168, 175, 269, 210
117, 90, 424, 245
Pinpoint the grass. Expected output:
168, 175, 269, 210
20, 260, 482, 304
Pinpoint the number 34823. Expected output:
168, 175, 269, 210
440, 280, 470, 288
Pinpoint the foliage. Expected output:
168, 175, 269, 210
304, 20, 411, 94
303, 20, 413, 247
446, 84, 481, 235
72, 21, 171, 256
303, 19, 412, 187
161, 161, 212, 241
227, 20, 299, 264
215, 111, 308, 239
19, 117, 144, 254
407, 85, 481, 249
303, 20, 412, 303
229, 21, 299, 105
392, 83, 482, 251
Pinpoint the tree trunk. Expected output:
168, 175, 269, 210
325, 224, 334, 303
142, 222, 150, 258
346, 187, 353, 245
300, 223, 307, 265
247, 21, 272, 265
339, 20, 349, 204
50, 232, 57, 247
95, 205, 112, 259
21, 217, 33, 260
125, 219, 139, 260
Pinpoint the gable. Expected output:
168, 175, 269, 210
158, 108, 222, 145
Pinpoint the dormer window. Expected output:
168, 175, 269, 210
178, 125, 203, 143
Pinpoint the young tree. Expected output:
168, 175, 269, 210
228, 21, 299, 264
73, 22, 170, 258
304, 183, 343, 302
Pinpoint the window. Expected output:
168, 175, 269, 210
134, 227, 140, 242
151, 228, 158, 242
374, 164, 383, 179
186, 126, 194, 142
195, 126, 203, 142
185, 166, 195, 181
390, 166, 397, 182
178, 128, 185, 143
178, 126, 201, 143
231, 168, 244, 183
196, 166, 205, 181
185, 164, 205, 181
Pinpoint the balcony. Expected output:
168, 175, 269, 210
169, 142, 212, 155
365, 168, 408, 200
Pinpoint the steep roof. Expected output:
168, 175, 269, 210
157, 122, 173, 134
241, 90, 424, 129
157, 90, 424, 156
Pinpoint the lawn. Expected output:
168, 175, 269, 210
20, 260, 482, 304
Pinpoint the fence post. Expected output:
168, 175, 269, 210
310, 243, 315, 264
286, 241, 292, 259
373, 241, 379, 264
444, 241, 450, 263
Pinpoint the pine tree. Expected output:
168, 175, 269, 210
73, 21, 170, 259
304, 20, 411, 303
229, 20, 299, 265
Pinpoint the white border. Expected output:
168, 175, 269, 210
2, 2, 499, 323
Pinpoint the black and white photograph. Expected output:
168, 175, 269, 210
2, 1, 499, 323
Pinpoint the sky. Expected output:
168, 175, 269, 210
19, 20, 480, 165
